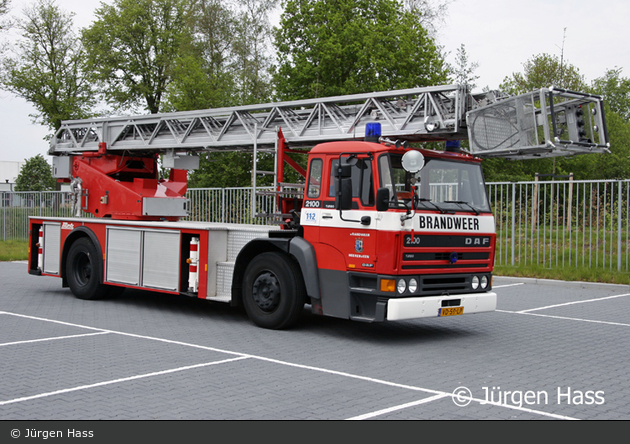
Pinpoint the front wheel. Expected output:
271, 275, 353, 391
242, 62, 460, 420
242, 252, 306, 329
66, 237, 110, 300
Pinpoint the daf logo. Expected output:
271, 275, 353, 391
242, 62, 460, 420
465, 237, 490, 246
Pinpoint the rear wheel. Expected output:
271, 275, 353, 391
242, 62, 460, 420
66, 237, 110, 300
242, 252, 306, 329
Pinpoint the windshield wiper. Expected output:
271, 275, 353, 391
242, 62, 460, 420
444, 201, 481, 215
417, 198, 452, 214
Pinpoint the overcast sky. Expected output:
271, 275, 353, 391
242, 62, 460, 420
1, 0, 628, 163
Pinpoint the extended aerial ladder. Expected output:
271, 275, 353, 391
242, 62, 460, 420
50, 84, 610, 221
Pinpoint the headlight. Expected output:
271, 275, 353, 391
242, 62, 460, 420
408, 278, 418, 293
471, 275, 480, 290
480, 275, 489, 289
397, 278, 407, 294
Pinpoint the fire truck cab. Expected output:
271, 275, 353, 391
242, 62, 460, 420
297, 132, 496, 325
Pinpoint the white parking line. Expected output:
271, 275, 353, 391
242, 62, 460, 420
492, 283, 525, 289
497, 310, 630, 327
346, 394, 450, 420
0, 357, 249, 407
0, 331, 110, 348
0, 311, 247, 357
0, 310, 579, 420
517, 293, 630, 313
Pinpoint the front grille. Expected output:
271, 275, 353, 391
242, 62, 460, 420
402, 263, 487, 270
403, 252, 490, 261
420, 275, 470, 293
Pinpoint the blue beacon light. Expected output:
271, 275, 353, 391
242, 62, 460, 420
365, 122, 381, 142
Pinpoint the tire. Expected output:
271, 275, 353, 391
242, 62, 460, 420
65, 237, 110, 300
242, 252, 306, 329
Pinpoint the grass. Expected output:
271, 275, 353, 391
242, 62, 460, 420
495, 263, 630, 286
0, 240, 29, 262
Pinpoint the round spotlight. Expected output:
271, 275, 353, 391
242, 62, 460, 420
480, 275, 489, 289
471, 276, 480, 290
397, 279, 407, 294
409, 278, 418, 293
425, 120, 440, 132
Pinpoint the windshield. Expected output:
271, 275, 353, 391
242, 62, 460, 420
378, 153, 491, 213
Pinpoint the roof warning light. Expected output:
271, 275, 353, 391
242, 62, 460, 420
365, 122, 381, 142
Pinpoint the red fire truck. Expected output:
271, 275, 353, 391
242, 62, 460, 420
27, 85, 609, 329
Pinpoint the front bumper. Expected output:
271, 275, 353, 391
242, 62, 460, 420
386, 291, 497, 321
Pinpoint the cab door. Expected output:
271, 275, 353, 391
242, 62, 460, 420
318, 154, 377, 271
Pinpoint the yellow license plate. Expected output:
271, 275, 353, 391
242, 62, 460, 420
439, 306, 464, 317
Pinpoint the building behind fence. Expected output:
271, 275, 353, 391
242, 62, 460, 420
3, 181, 630, 272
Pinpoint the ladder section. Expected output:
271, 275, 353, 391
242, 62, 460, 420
467, 87, 610, 159
50, 84, 479, 154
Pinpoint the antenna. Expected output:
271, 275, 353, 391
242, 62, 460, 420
557, 27, 567, 87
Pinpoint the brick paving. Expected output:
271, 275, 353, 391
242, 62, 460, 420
1, 261, 629, 420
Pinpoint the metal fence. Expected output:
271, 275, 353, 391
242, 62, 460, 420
184, 187, 276, 225
3, 181, 630, 272
489, 179, 630, 272
1, 191, 81, 241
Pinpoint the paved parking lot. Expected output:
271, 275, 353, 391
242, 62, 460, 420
1, 261, 629, 420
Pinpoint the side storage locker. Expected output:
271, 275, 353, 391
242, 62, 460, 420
106, 228, 142, 285
42, 222, 61, 275
105, 226, 181, 292
142, 230, 180, 291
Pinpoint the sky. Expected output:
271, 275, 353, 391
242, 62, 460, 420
0, 0, 628, 164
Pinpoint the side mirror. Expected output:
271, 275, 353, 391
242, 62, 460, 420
336, 177, 353, 210
336, 163, 353, 179
376, 187, 390, 212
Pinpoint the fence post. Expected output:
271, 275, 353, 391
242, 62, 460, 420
2, 193, 5, 241
533, 174, 539, 230
568, 173, 573, 232
619, 180, 623, 271
511, 182, 516, 266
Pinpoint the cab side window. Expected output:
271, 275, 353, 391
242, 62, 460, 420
329, 158, 374, 206
307, 158, 323, 198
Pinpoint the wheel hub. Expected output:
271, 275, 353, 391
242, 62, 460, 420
75, 253, 92, 285
252, 271, 280, 312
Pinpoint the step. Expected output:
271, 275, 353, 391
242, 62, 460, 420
214, 261, 234, 301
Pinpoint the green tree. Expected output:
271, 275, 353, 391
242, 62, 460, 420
81, 0, 192, 114
189, 151, 262, 188
591, 67, 630, 121
0, 0, 96, 132
231, 0, 276, 105
0, 0, 10, 29
15, 154, 56, 191
163, 0, 237, 111
403, 0, 451, 37
449, 43, 479, 89
564, 111, 630, 180
568, 68, 630, 179
166, 1, 279, 188
499, 53, 587, 95
164, 0, 278, 112
273, 0, 447, 100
